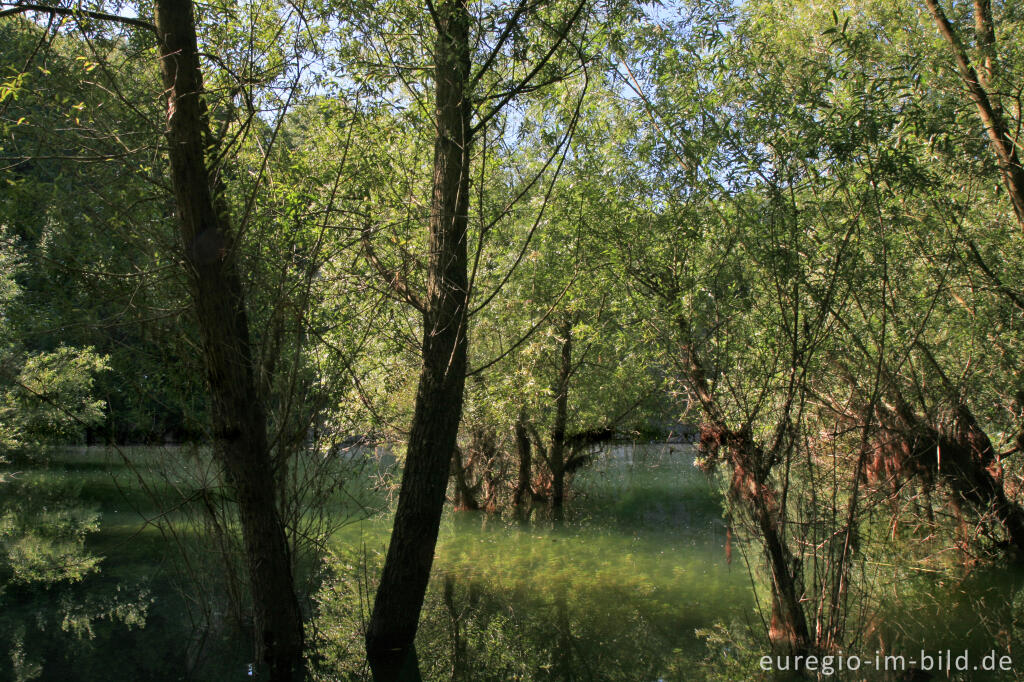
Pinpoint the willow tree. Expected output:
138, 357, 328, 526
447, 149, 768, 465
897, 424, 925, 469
610, 0, 1024, 660
354, 0, 608, 673
152, 0, 307, 676
0, 0, 317, 677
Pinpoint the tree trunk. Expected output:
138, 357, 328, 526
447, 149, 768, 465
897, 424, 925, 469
365, 0, 472, 674
451, 446, 480, 511
549, 319, 572, 519
924, 0, 1024, 229
701, 424, 811, 655
973, 0, 997, 97
153, 0, 304, 679
680, 313, 810, 655
872, 398, 1024, 558
513, 411, 532, 508
760, 497, 811, 655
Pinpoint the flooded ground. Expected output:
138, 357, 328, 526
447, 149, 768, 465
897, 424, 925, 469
313, 443, 752, 680
2, 445, 1023, 680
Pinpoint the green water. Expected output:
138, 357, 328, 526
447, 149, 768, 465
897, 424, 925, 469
3, 445, 1024, 680
314, 444, 752, 680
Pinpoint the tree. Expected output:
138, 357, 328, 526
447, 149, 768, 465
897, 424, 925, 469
359, 0, 601, 673
364, 0, 474, 671
610, 0, 1024, 658
151, 0, 305, 676
922, 0, 1024, 229
0, 232, 108, 458
0, 0, 324, 676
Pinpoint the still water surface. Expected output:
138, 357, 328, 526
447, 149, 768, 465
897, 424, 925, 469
2, 445, 1023, 680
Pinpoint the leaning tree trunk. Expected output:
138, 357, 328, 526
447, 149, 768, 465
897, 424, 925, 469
679, 318, 810, 656
154, 0, 304, 678
365, 0, 472, 675
924, 0, 1024, 229
700, 424, 811, 655
872, 396, 1024, 558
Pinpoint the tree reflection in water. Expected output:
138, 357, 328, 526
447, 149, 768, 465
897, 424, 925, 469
313, 464, 750, 682
0, 467, 154, 681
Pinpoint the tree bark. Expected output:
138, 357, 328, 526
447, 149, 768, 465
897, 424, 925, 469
549, 318, 572, 519
365, 0, 472, 673
153, 0, 304, 678
451, 446, 480, 511
973, 0, 997, 101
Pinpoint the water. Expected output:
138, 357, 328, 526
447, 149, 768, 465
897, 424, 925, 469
3, 445, 1024, 680
313, 443, 752, 680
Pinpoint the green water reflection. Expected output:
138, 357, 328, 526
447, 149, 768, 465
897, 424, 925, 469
314, 446, 757, 680
4, 446, 1024, 680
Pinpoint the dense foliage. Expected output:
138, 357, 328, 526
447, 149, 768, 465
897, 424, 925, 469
2, 0, 1023, 677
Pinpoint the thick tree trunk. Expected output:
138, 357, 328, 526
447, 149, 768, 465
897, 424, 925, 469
365, 0, 472, 674
549, 319, 572, 519
871, 398, 1024, 558
153, 1, 304, 678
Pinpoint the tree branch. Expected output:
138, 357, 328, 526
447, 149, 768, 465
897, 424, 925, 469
361, 223, 426, 313
923, 0, 1024, 229
0, 2, 156, 32
470, 0, 588, 135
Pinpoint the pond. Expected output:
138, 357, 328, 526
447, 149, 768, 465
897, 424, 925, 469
2, 445, 1023, 680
